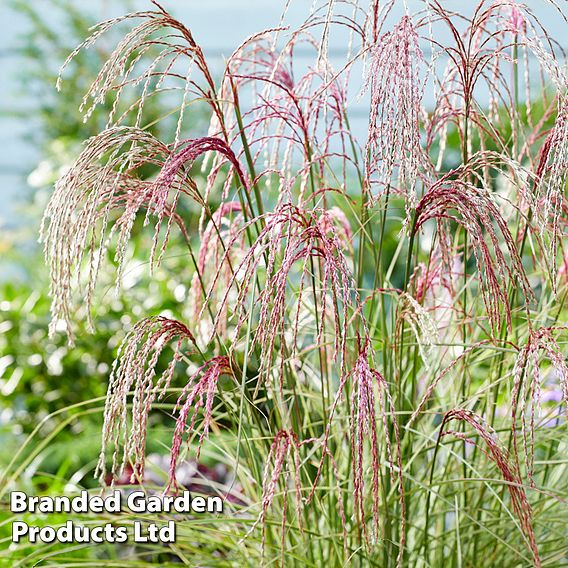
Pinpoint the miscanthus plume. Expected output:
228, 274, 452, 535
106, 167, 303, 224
41, 0, 568, 565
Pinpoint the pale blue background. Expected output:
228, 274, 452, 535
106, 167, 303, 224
0, 1, 564, 227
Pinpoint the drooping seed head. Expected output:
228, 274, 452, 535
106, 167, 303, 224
168, 356, 234, 491
96, 316, 195, 485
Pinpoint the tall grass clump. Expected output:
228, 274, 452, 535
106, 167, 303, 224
35, 0, 568, 565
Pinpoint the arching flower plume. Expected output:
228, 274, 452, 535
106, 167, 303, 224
40, 130, 247, 343
243, 430, 303, 561
499, 1, 568, 96
240, 429, 347, 559
254, 206, 354, 367
512, 327, 568, 485
205, 29, 285, 140
532, 100, 568, 286
156, 136, 249, 205
414, 178, 534, 332
349, 340, 404, 548
313, 337, 405, 561
424, 0, 568, 181
508, 3, 526, 35
168, 356, 234, 491
363, 0, 398, 46
152, 136, 249, 264
40, 127, 172, 342
461, 151, 536, 210
439, 409, 541, 567
423, 1, 564, 169
410, 249, 462, 335
363, 15, 429, 209
216, 28, 354, 194
57, 0, 223, 139
396, 292, 439, 369
96, 316, 196, 484
201, 203, 355, 388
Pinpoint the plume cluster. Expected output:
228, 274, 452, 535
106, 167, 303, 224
96, 316, 195, 483
439, 409, 541, 567
511, 327, 568, 484
363, 15, 428, 208
41, 0, 568, 565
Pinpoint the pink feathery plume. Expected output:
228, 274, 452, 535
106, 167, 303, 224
168, 356, 233, 491
311, 337, 405, 562
254, 206, 353, 366
319, 206, 353, 249
151, 136, 249, 266
255, 205, 353, 384
423, 3, 529, 167
217, 28, 353, 194
350, 340, 389, 541
408, 249, 466, 362
351, 339, 405, 556
96, 316, 195, 484
532, 101, 568, 288
509, 4, 527, 35
243, 430, 303, 562
415, 178, 534, 332
395, 292, 439, 369
363, 0, 398, 46
40, 127, 174, 343
512, 327, 568, 486
363, 15, 429, 210
156, 137, 248, 197
57, 1, 223, 136
199, 203, 355, 390
410, 246, 462, 305
223, 34, 308, 178
439, 409, 541, 567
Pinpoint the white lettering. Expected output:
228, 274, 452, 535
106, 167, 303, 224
192, 496, 206, 513
12, 521, 28, 542
128, 491, 147, 513
10, 492, 28, 513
